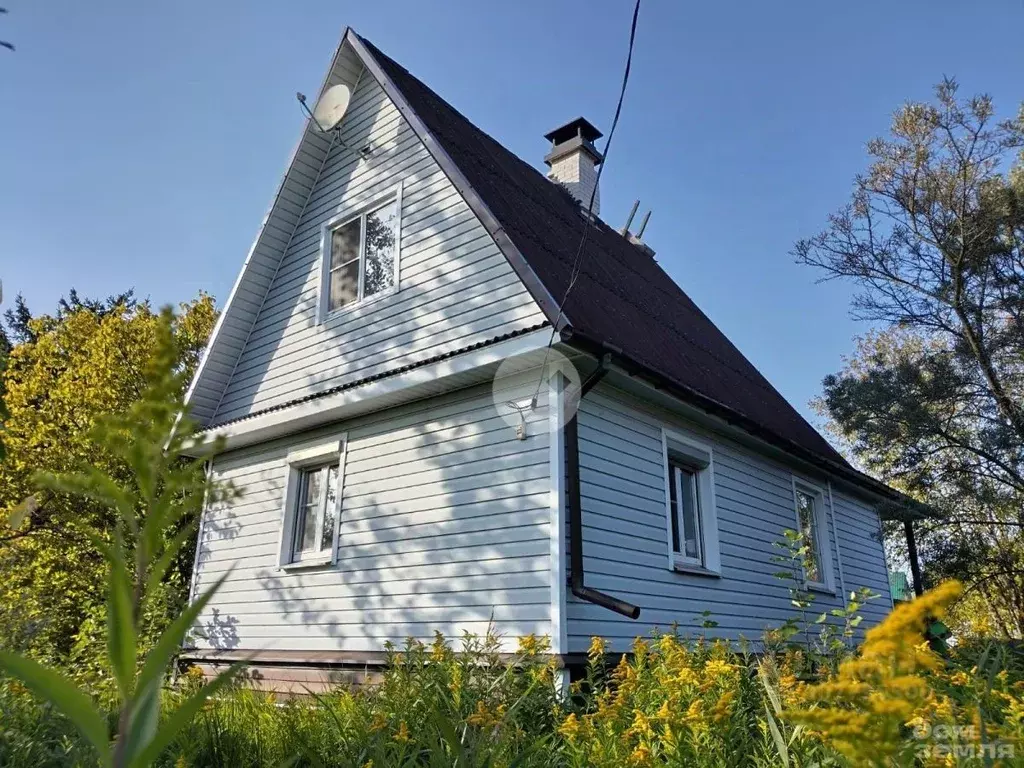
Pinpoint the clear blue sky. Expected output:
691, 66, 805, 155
1, 1, 1021, 427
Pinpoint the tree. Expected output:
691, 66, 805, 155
0, 307, 241, 768
796, 79, 1024, 637
0, 291, 216, 667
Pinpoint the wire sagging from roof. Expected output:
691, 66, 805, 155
528, 0, 642, 406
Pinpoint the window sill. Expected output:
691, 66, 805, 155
279, 556, 334, 572
806, 582, 836, 596
672, 562, 721, 578
321, 286, 398, 326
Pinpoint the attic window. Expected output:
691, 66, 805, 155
319, 189, 402, 320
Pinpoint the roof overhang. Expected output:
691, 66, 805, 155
186, 327, 555, 455
563, 333, 934, 521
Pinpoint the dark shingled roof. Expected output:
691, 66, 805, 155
360, 36, 848, 468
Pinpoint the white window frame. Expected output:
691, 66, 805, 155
317, 185, 403, 323
661, 427, 721, 575
277, 436, 347, 570
790, 477, 835, 592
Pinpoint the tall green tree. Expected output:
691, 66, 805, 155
0, 291, 216, 668
796, 79, 1024, 637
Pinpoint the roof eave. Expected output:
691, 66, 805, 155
562, 329, 935, 521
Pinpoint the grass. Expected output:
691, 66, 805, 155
3, 584, 1023, 767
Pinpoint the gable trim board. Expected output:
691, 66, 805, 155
184, 30, 352, 424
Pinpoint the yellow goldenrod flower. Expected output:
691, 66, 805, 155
393, 721, 410, 743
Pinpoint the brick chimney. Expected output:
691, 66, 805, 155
544, 118, 603, 215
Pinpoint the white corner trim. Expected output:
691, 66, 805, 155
660, 426, 721, 575
548, 373, 567, 656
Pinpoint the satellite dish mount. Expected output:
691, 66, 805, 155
297, 85, 373, 158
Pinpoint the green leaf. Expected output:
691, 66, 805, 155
764, 703, 789, 767
135, 568, 233, 699
145, 519, 199, 598
127, 661, 245, 768
107, 544, 137, 699
122, 682, 161, 766
0, 651, 111, 766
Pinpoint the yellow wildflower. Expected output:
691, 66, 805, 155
684, 699, 704, 722
628, 711, 654, 739
430, 631, 447, 662
369, 712, 387, 732
518, 633, 542, 656
393, 721, 410, 744
948, 670, 971, 687
588, 636, 606, 659
712, 690, 736, 723
559, 713, 582, 742
628, 744, 654, 767
466, 700, 501, 728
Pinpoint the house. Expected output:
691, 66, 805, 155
182, 28, 916, 692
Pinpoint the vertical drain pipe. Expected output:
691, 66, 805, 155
566, 355, 641, 619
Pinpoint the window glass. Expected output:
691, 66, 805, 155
795, 489, 822, 583
325, 197, 398, 314
320, 465, 339, 551
363, 200, 398, 297
292, 464, 337, 559
670, 461, 703, 564
329, 219, 361, 310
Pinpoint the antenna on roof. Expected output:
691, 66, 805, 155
620, 200, 639, 236
297, 88, 374, 159
635, 210, 651, 239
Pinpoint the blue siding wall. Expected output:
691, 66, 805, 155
566, 385, 892, 653
191, 374, 552, 653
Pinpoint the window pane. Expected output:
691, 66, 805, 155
796, 490, 821, 582
670, 462, 702, 564
320, 465, 339, 553
669, 465, 680, 553
678, 467, 702, 562
294, 469, 322, 554
329, 259, 360, 311
330, 219, 361, 269
363, 200, 398, 297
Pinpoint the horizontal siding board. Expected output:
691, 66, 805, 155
566, 385, 892, 653
211, 69, 543, 422
191, 376, 552, 653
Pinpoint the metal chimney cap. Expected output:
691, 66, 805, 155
544, 117, 603, 145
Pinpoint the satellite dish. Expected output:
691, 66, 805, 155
312, 84, 351, 131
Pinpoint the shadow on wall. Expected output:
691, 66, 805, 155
191, 369, 553, 656
209, 69, 540, 426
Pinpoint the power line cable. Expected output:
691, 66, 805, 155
529, 0, 642, 406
